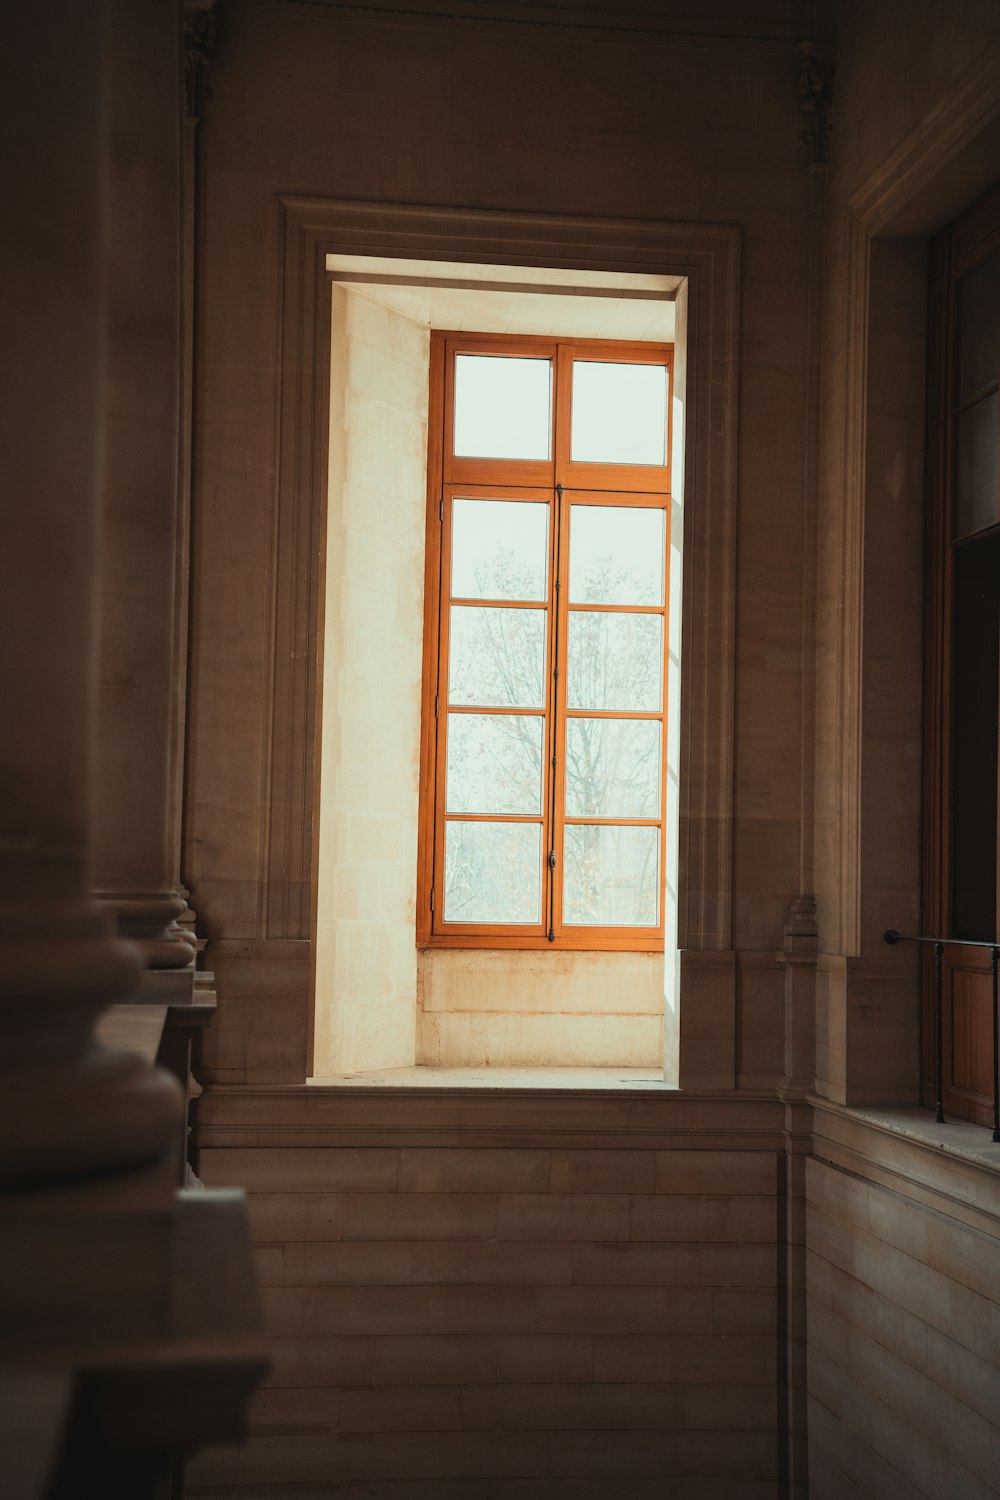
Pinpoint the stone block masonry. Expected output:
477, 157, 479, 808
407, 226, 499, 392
189, 1137, 781, 1494
805, 1151, 1000, 1500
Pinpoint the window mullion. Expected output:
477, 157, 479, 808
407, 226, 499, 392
546, 481, 564, 942
549, 479, 574, 942
546, 348, 574, 942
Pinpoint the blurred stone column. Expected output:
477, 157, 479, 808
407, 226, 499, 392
93, 0, 198, 986
0, 2, 181, 1186
0, 24, 263, 1488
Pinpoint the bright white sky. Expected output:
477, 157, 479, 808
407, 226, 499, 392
454, 356, 552, 459
451, 497, 665, 607
571, 361, 667, 465
451, 498, 548, 599
453, 354, 668, 465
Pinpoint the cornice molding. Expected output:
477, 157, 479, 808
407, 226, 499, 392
847, 39, 1000, 234
197, 1080, 788, 1150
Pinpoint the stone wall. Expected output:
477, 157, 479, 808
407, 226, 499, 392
189, 1116, 782, 1495
417, 949, 664, 1069
805, 1136, 1000, 1499
313, 286, 428, 1075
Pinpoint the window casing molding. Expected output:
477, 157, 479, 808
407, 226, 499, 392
264, 197, 740, 1087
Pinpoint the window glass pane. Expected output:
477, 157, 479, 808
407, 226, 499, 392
449, 606, 546, 708
954, 395, 999, 539
452, 499, 548, 601
570, 361, 668, 466
565, 718, 661, 819
446, 713, 544, 815
569, 505, 665, 605
957, 252, 1000, 405
562, 824, 659, 927
567, 612, 662, 712
454, 355, 552, 460
444, 821, 542, 924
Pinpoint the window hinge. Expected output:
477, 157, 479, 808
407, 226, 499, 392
439, 498, 444, 522
434, 692, 439, 719
430, 887, 435, 912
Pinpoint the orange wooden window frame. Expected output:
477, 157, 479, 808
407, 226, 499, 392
417, 332, 673, 952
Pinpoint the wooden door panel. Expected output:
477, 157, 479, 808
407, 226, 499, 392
950, 962, 995, 1097
924, 947, 999, 1126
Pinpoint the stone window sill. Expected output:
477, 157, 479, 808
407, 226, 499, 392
308, 1066, 673, 1091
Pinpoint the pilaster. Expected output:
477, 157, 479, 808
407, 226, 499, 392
92, 0, 197, 984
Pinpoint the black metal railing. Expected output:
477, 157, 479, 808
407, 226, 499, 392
884, 928, 1000, 1142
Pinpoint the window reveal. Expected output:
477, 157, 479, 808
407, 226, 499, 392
418, 334, 673, 952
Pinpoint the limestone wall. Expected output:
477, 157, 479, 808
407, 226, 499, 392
190, 1116, 781, 1494
805, 1138, 1000, 1499
417, 949, 663, 1069
313, 286, 427, 1075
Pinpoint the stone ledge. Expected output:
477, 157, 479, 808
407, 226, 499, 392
810, 1099, 1000, 1239
195, 1083, 787, 1152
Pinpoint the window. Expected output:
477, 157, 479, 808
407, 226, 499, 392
924, 182, 1000, 1125
418, 334, 673, 952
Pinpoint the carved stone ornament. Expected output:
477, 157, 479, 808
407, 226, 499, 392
796, 40, 834, 163
184, 0, 217, 119
785, 893, 818, 942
